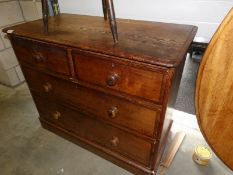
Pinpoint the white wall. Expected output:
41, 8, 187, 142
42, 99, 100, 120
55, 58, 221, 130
59, 0, 233, 40
0, 0, 25, 86
0, 0, 42, 86
19, 0, 42, 22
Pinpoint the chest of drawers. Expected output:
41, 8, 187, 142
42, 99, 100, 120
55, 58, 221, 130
4, 14, 197, 175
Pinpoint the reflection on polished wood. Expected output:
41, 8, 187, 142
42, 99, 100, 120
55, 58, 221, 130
195, 8, 233, 171
41, 0, 118, 42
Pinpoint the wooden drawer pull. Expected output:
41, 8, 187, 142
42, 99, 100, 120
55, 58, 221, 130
110, 136, 119, 147
33, 53, 47, 62
52, 111, 61, 120
43, 82, 52, 92
106, 73, 119, 86
107, 106, 118, 118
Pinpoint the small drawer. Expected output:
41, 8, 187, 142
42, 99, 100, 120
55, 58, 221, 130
72, 51, 165, 103
34, 97, 153, 166
22, 66, 160, 137
11, 36, 70, 76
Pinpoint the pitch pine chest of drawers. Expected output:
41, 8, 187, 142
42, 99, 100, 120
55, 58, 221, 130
4, 14, 197, 175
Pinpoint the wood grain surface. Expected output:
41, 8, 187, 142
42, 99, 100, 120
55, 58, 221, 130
6, 13, 197, 174
72, 50, 165, 103
34, 96, 152, 166
3, 14, 197, 68
21, 66, 161, 138
161, 132, 186, 168
195, 8, 233, 171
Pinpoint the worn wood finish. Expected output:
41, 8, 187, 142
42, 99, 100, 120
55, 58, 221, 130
195, 8, 233, 171
40, 120, 154, 175
3, 14, 197, 68
72, 50, 165, 103
42, 0, 118, 42
34, 96, 152, 166
5, 14, 196, 175
161, 132, 186, 168
11, 37, 70, 76
21, 66, 161, 138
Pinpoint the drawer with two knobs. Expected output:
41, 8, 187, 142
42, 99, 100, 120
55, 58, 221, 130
22, 66, 161, 138
12, 36, 167, 105
33, 95, 154, 166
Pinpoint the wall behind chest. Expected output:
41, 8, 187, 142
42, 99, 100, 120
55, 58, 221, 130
0, 0, 42, 86
0, 0, 25, 86
59, 0, 233, 40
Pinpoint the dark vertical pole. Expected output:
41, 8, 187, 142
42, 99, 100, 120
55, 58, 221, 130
102, 0, 108, 20
42, 0, 49, 34
106, 0, 118, 43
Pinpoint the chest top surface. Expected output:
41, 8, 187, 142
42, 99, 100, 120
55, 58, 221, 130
4, 14, 197, 68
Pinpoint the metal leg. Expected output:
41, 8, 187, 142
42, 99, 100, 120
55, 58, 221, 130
102, 0, 108, 20
42, 0, 49, 34
106, 0, 118, 43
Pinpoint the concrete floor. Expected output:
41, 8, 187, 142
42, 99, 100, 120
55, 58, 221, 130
0, 83, 232, 175
175, 55, 199, 115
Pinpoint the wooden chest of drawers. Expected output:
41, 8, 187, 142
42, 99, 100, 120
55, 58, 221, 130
4, 14, 197, 175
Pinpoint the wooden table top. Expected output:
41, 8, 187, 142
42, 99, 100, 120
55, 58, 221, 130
3, 14, 197, 68
195, 8, 233, 171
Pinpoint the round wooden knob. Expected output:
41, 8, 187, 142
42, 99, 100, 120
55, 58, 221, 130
107, 106, 118, 118
33, 52, 47, 62
43, 82, 52, 92
106, 73, 119, 86
52, 111, 61, 120
110, 136, 119, 147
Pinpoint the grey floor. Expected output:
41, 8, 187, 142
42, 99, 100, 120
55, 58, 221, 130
175, 55, 200, 114
0, 66, 232, 175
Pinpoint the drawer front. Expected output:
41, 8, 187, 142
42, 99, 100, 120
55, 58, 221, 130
22, 66, 159, 137
34, 97, 152, 166
72, 51, 165, 103
11, 36, 70, 76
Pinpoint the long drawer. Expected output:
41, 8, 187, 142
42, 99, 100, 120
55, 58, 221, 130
22, 66, 160, 137
34, 96, 153, 166
11, 37, 70, 76
72, 50, 166, 103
